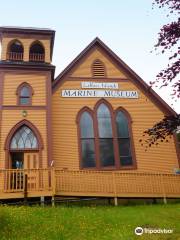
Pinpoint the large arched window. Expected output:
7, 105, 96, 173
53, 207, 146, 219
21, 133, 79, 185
116, 110, 133, 166
10, 125, 38, 150
16, 83, 33, 106
79, 110, 96, 168
29, 41, 45, 62
97, 103, 115, 167
77, 101, 136, 170
7, 39, 24, 61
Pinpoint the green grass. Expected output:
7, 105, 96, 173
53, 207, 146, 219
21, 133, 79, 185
0, 203, 179, 240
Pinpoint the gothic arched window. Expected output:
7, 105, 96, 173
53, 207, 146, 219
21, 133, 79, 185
97, 103, 115, 167
10, 125, 38, 150
116, 110, 133, 166
29, 41, 45, 62
78, 110, 96, 168
7, 39, 24, 61
77, 101, 136, 170
16, 83, 33, 106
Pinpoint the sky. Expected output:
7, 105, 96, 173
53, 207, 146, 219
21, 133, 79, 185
0, 0, 179, 112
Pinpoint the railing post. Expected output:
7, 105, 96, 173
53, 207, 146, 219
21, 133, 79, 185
24, 173, 28, 205
51, 168, 56, 207
51, 167, 56, 195
112, 172, 118, 206
40, 196, 45, 207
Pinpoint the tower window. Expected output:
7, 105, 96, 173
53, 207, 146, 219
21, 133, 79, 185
17, 83, 33, 106
92, 59, 106, 77
7, 40, 24, 61
29, 41, 45, 62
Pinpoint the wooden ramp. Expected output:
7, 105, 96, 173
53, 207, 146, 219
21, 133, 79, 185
0, 169, 180, 200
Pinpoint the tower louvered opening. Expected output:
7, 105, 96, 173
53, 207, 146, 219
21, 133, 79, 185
92, 59, 106, 77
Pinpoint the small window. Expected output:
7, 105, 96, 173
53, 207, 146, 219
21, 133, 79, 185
20, 86, 30, 105
116, 111, 133, 166
17, 83, 33, 106
92, 59, 106, 77
79, 111, 96, 168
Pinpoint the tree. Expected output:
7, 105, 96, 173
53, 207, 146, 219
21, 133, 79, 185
141, 0, 180, 148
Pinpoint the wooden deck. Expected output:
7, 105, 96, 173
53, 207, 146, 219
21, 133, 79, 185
0, 169, 180, 199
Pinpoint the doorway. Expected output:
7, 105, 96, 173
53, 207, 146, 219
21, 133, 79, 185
11, 152, 24, 169
10, 152, 39, 169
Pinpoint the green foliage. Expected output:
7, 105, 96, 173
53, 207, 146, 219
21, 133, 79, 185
0, 204, 179, 240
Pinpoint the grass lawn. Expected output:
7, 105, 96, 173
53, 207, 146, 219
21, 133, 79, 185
0, 203, 179, 240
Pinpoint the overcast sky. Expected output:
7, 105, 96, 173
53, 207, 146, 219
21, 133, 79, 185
0, 0, 179, 112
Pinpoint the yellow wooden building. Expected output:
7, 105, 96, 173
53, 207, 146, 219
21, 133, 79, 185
0, 26, 179, 201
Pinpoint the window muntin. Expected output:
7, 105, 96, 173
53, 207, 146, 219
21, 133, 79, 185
10, 126, 38, 150
116, 111, 133, 166
80, 112, 96, 168
97, 103, 115, 167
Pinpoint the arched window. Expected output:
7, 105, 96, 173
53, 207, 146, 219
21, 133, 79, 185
116, 111, 133, 166
77, 101, 136, 170
17, 83, 33, 106
10, 125, 38, 150
7, 40, 24, 61
97, 103, 115, 167
79, 111, 96, 168
29, 41, 45, 62
92, 59, 106, 77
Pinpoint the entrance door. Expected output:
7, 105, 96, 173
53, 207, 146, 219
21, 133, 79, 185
24, 152, 39, 190
24, 152, 39, 169
7, 124, 41, 191
10, 152, 39, 169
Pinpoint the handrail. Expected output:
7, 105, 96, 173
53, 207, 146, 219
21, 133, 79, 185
29, 53, 45, 62
0, 169, 179, 198
7, 52, 23, 61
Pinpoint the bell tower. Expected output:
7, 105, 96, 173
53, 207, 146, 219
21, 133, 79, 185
0, 27, 55, 169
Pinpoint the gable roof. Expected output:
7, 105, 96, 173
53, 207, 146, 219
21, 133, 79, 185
53, 37, 176, 116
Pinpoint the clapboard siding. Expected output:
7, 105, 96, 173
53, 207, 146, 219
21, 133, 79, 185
3, 73, 46, 105
0, 110, 48, 168
52, 57, 178, 173
1, 37, 51, 63
71, 48, 127, 78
